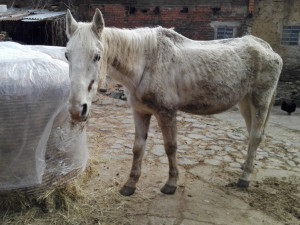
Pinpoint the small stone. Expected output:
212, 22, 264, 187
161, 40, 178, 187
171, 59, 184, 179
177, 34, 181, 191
257, 152, 268, 160
217, 141, 225, 145
269, 140, 282, 145
177, 116, 184, 121
254, 161, 263, 168
293, 157, 300, 164
274, 153, 285, 159
116, 140, 125, 144
235, 158, 245, 164
214, 130, 225, 135
127, 129, 135, 134
122, 119, 133, 124
182, 136, 192, 142
111, 144, 123, 149
225, 146, 237, 152
205, 132, 217, 138
124, 144, 132, 149
116, 100, 127, 107
178, 145, 192, 150
188, 134, 206, 139
124, 149, 133, 154
223, 155, 232, 162
229, 162, 241, 168
204, 158, 221, 166
286, 160, 296, 167
153, 139, 164, 144
217, 151, 227, 156
204, 150, 215, 155
206, 121, 217, 126
227, 131, 246, 140
105, 149, 119, 153
192, 124, 207, 129
152, 145, 165, 156
214, 156, 223, 161
159, 157, 168, 164
266, 158, 284, 167
241, 150, 247, 156
287, 148, 299, 153
207, 145, 223, 151
184, 118, 199, 123
178, 158, 198, 166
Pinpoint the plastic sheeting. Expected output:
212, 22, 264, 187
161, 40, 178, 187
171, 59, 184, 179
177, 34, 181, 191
0, 42, 88, 190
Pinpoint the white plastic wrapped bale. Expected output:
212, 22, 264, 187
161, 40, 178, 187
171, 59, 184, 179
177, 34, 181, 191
0, 42, 88, 192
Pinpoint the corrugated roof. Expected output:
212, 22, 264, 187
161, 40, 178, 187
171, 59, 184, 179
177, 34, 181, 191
0, 9, 30, 21
0, 9, 66, 22
22, 10, 66, 22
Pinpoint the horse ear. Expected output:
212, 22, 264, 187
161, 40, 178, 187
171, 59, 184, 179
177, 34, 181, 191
66, 9, 78, 39
92, 8, 105, 37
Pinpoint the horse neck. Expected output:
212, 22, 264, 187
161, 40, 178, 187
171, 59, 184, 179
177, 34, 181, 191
101, 27, 158, 89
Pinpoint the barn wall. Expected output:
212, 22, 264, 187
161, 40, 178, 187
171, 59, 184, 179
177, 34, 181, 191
0, 0, 251, 41
251, 0, 300, 83
74, 0, 250, 40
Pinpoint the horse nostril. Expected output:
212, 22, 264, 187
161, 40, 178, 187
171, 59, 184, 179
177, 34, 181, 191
82, 103, 88, 117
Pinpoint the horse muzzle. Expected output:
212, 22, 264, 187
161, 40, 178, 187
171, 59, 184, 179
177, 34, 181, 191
69, 103, 89, 122
70, 112, 89, 122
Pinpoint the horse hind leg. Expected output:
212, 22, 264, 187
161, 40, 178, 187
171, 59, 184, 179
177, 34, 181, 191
238, 94, 252, 134
120, 111, 151, 196
238, 94, 252, 171
237, 91, 275, 187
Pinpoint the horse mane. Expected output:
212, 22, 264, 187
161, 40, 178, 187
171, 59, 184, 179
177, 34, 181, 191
101, 27, 160, 63
67, 23, 188, 64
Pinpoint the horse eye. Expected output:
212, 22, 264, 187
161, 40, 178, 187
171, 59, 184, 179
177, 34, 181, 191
93, 54, 101, 62
65, 52, 69, 61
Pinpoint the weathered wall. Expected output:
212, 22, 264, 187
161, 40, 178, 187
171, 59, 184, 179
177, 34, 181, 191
75, 0, 249, 40
0, 0, 73, 9
0, 0, 250, 40
252, 0, 300, 83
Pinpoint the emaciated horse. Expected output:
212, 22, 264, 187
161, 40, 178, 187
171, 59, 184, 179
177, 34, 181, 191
65, 9, 282, 196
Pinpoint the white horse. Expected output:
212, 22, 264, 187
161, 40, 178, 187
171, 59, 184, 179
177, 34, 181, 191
65, 9, 282, 196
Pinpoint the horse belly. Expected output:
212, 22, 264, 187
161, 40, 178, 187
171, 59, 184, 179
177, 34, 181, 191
178, 98, 239, 115
177, 77, 248, 115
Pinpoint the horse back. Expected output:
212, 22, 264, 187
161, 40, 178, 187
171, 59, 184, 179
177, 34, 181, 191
135, 31, 282, 115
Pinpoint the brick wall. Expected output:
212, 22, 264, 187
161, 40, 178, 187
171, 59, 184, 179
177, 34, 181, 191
248, 0, 255, 14
76, 0, 249, 40
0, 0, 250, 40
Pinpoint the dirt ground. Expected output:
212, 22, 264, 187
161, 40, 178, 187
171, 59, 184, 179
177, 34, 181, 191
1, 80, 299, 225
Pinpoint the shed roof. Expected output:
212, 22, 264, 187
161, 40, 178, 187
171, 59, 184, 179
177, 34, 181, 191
0, 8, 66, 22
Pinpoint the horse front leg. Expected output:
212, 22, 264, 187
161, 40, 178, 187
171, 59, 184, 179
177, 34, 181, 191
157, 110, 179, 195
120, 111, 151, 196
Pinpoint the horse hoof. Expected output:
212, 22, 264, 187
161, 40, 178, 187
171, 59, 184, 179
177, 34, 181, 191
237, 178, 250, 188
160, 184, 177, 195
119, 186, 136, 196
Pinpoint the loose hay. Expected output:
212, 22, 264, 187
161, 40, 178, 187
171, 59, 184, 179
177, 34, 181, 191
226, 176, 300, 225
247, 177, 300, 224
0, 162, 136, 225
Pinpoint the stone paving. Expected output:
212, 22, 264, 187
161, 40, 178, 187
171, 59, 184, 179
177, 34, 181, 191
86, 95, 300, 225
89, 97, 300, 174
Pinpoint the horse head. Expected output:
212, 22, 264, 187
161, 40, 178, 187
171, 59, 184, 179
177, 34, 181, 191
65, 9, 104, 122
